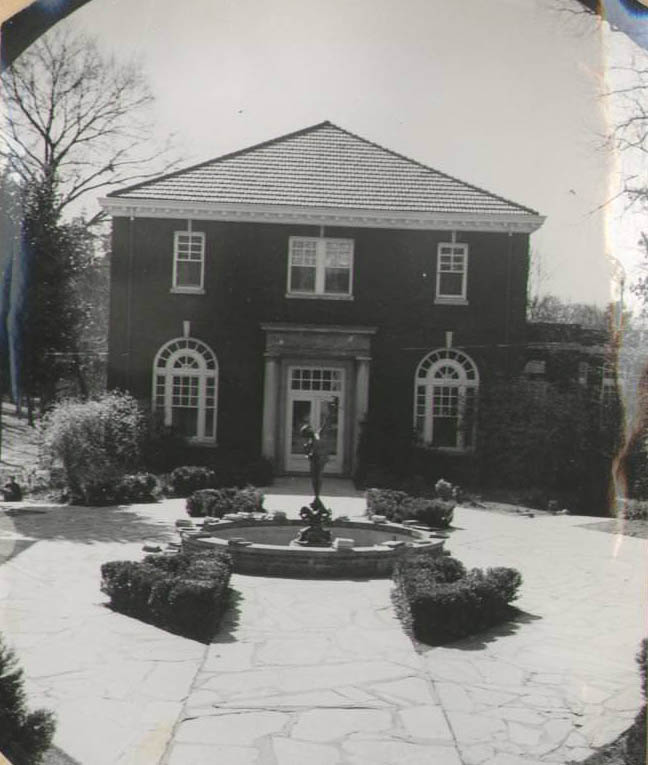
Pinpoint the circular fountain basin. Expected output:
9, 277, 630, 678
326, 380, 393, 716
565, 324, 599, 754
181, 517, 446, 578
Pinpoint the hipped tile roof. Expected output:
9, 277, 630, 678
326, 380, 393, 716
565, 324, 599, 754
110, 121, 537, 217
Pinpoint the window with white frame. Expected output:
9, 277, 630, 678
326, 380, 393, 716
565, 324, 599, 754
173, 231, 205, 291
414, 348, 479, 451
436, 242, 468, 302
153, 337, 218, 442
287, 237, 353, 297
600, 362, 617, 406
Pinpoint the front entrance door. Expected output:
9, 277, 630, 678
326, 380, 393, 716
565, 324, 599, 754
285, 366, 344, 473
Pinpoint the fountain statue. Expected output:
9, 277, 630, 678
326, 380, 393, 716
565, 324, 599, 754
293, 400, 336, 547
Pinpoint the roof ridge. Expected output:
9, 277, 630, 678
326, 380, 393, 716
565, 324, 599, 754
326, 123, 538, 215
107, 121, 334, 198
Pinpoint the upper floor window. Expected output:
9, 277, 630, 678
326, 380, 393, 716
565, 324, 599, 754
436, 242, 468, 303
287, 237, 354, 298
173, 231, 205, 292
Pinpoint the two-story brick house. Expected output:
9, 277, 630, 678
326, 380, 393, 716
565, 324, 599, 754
101, 122, 544, 477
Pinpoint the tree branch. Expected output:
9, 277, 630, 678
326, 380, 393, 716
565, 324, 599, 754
0, 27, 175, 222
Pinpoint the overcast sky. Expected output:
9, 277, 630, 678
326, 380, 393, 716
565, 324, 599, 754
56, 0, 648, 307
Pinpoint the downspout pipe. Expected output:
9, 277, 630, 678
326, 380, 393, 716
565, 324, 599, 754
126, 213, 134, 391
505, 229, 513, 374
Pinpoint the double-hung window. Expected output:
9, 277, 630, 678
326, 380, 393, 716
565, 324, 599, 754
173, 231, 205, 292
287, 237, 353, 298
436, 242, 468, 303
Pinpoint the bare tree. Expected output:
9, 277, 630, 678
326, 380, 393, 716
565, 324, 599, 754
0, 28, 175, 225
527, 294, 612, 328
0, 28, 175, 415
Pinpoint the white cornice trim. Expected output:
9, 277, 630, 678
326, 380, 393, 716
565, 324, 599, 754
99, 197, 545, 233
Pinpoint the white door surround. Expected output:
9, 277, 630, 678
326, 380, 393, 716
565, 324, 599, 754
285, 366, 345, 473
261, 323, 376, 476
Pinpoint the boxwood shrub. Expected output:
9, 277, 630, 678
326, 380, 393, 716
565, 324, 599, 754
100, 551, 233, 642
366, 488, 454, 528
214, 456, 274, 489
168, 459, 274, 497
186, 487, 265, 518
393, 553, 522, 645
82, 472, 161, 506
169, 466, 218, 497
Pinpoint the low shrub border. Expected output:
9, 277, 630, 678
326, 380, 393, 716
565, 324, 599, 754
100, 551, 233, 642
367, 485, 455, 528
0, 633, 56, 765
393, 553, 522, 645
168, 466, 218, 497
81, 472, 161, 506
168, 459, 274, 497
186, 487, 265, 518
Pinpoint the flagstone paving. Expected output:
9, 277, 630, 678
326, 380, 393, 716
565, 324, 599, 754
0, 480, 645, 765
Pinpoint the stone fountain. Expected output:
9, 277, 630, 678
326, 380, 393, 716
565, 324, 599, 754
180, 401, 446, 577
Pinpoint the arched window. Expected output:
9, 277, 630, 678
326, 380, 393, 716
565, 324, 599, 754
414, 348, 479, 451
153, 338, 218, 442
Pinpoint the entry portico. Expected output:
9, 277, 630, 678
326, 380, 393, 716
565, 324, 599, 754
261, 323, 376, 476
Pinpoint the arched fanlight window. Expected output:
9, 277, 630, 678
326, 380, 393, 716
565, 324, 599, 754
152, 338, 218, 442
413, 348, 479, 451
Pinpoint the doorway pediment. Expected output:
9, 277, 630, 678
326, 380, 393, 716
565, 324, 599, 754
261, 323, 376, 359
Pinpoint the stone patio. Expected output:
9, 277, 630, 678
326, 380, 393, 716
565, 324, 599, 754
0, 479, 645, 764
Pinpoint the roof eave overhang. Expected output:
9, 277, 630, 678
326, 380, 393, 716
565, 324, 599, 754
99, 197, 545, 233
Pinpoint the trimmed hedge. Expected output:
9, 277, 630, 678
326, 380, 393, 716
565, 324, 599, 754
100, 551, 232, 641
169, 466, 217, 497
366, 488, 454, 528
167, 458, 274, 497
186, 487, 265, 518
83, 472, 161, 506
393, 553, 522, 644
0, 633, 56, 765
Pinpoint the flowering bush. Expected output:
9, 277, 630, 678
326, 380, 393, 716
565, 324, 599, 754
41, 391, 145, 504
434, 479, 454, 500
